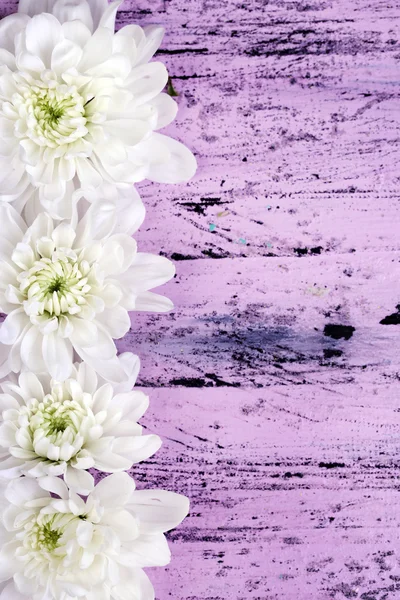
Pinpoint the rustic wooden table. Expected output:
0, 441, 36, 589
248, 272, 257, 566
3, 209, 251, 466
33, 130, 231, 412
2, 0, 400, 598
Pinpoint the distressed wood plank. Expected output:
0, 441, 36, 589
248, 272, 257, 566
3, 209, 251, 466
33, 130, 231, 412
120, 253, 400, 387
2, 0, 400, 260
129, 384, 400, 599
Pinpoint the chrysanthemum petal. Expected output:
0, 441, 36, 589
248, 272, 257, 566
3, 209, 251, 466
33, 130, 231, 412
42, 332, 73, 381
113, 188, 146, 236
137, 25, 165, 65
0, 456, 23, 479
151, 93, 178, 129
0, 13, 30, 53
25, 14, 63, 68
79, 25, 113, 70
86, 0, 108, 28
111, 391, 149, 422
95, 306, 131, 339
0, 550, 22, 584
91, 472, 135, 506
0, 581, 27, 600
127, 62, 169, 105
98, 0, 123, 31
18, 0, 52, 17
4, 477, 43, 506
0, 310, 26, 346
52, 0, 94, 31
122, 253, 176, 294
20, 327, 46, 373
134, 291, 174, 313
62, 19, 92, 46
17, 372, 44, 402
146, 133, 198, 184
75, 200, 116, 246
38, 475, 69, 499
128, 490, 190, 534
119, 533, 171, 568
112, 434, 162, 464
51, 38, 83, 73
65, 466, 94, 494
110, 568, 155, 600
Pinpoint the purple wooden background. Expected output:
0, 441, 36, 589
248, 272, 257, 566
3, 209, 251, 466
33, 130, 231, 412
2, 0, 400, 598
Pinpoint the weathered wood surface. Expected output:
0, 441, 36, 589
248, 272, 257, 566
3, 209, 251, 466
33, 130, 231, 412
2, 0, 400, 598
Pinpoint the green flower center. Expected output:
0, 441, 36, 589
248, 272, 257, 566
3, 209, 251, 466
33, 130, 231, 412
37, 523, 62, 552
24, 512, 80, 563
31, 86, 85, 130
36, 98, 64, 124
46, 277, 64, 294
29, 517, 63, 552
12, 76, 91, 149
28, 395, 83, 443
46, 414, 69, 435
12, 384, 97, 463
19, 251, 95, 318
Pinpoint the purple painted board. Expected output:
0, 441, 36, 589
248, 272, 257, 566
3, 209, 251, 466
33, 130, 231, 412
1, 0, 400, 598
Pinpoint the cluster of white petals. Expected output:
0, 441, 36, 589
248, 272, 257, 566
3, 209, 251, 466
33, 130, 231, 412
0, 0, 196, 220
0, 473, 189, 599
0, 201, 175, 383
0, 1, 192, 598
0, 361, 161, 494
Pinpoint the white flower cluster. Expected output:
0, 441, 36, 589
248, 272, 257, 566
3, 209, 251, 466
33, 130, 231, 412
0, 1, 195, 598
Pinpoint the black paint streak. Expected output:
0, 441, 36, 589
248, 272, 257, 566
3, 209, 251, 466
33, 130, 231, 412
157, 48, 209, 55
294, 247, 308, 256
310, 246, 323, 255
380, 304, 400, 325
205, 373, 241, 388
283, 537, 303, 545
294, 246, 323, 256
173, 73, 211, 80
319, 462, 346, 469
245, 34, 382, 58
169, 374, 240, 388
323, 348, 343, 359
324, 324, 355, 340
170, 377, 210, 388
179, 197, 224, 215
170, 253, 197, 261
201, 248, 230, 259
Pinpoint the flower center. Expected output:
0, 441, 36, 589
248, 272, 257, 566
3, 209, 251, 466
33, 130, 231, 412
47, 277, 64, 294
23, 512, 78, 563
19, 252, 93, 318
36, 96, 64, 124
12, 74, 90, 149
24, 391, 93, 457
17, 508, 103, 588
42, 411, 71, 436
33, 521, 62, 552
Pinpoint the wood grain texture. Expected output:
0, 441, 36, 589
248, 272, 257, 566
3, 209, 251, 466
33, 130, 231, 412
1, 0, 400, 598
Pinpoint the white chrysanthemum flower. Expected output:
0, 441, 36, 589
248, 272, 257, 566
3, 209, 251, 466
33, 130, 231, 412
0, 360, 161, 494
0, 0, 197, 219
0, 201, 175, 383
0, 472, 189, 600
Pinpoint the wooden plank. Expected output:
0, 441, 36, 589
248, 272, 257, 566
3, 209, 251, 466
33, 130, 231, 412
128, 384, 400, 599
124, 0, 400, 259
121, 253, 400, 387
3, 1, 400, 260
